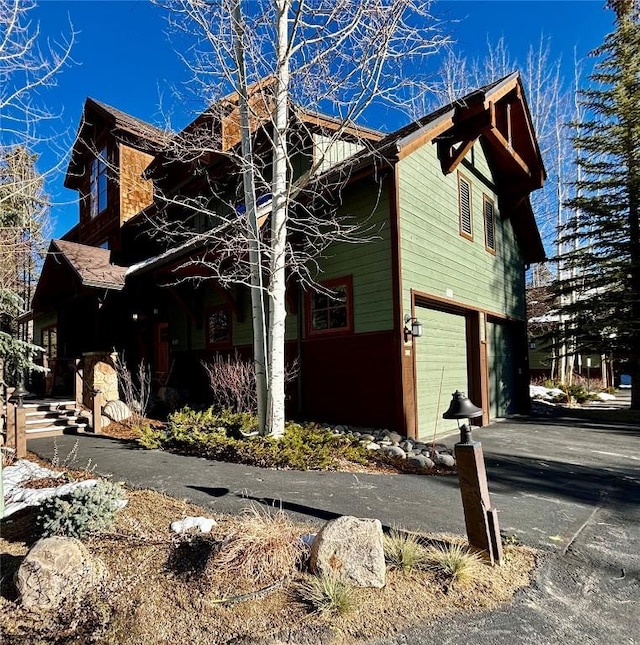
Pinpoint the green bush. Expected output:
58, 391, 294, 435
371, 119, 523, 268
38, 481, 126, 538
137, 423, 165, 449
146, 407, 369, 471
167, 406, 258, 442
559, 383, 590, 403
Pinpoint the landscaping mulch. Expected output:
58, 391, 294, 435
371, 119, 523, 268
99, 420, 456, 476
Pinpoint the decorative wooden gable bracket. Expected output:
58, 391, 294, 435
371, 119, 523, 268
437, 136, 480, 175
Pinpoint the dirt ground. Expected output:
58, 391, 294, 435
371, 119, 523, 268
1, 470, 537, 645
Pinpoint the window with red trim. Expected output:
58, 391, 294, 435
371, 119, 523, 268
206, 305, 232, 347
307, 276, 353, 335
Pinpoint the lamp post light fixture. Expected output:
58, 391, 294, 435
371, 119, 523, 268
403, 314, 423, 342
10, 380, 30, 459
442, 389, 483, 444
443, 390, 503, 565
11, 381, 30, 408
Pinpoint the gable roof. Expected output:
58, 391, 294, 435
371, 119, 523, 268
31, 239, 129, 312
313, 72, 546, 263
378, 74, 519, 152
64, 98, 171, 189
49, 239, 128, 290
87, 98, 170, 147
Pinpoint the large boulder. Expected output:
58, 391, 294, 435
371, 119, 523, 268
102, 400, 132, 423
309, 516, 386, 588
16, 536, 105, 610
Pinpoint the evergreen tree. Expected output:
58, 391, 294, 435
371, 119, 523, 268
555, 0, 640, 408
0, 145, 48, 385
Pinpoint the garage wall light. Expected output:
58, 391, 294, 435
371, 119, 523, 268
404, 314, 423, 342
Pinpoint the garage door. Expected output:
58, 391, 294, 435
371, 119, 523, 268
487, 320, 515, 418
415, 306, 468, 440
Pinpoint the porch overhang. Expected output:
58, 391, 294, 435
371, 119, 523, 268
32, 240, 128, 313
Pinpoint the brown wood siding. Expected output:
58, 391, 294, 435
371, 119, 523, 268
119, 144, 155, 224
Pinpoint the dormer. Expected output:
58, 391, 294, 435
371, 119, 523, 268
63, 98, 169, 252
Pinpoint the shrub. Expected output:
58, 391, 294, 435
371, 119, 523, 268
38, 481, 126, 539
383, 529, 428, 573
559, 383, 590, 403
167, 406, 258, 442
152, 408, 369, 471
299, 574, 355, 615
214, 506, 305, 584
202, 353, 257, 414
115, 355, 151, 425
425, 543, 483, 586
137, 423, 165, 449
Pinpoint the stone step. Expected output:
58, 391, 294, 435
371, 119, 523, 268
22, 400, 78, 413
25, 416, 89, 429
25, 409, 78, 420
25, 424, 85, 438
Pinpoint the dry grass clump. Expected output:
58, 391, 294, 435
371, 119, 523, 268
383, 529, 429, 573
1, 482, 539, 645
426, 542, 484, 586
298, 574, 356, 615
213, 505, 306, 584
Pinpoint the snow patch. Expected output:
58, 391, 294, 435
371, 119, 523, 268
170, 516, 217, 534
2, 459, 100, 519
530, 385, 564, 401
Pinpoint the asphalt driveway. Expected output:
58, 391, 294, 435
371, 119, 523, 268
27, 406, 640, 643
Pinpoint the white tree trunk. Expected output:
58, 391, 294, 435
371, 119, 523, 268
232, 0, 268, 433
266, 0, 291, 438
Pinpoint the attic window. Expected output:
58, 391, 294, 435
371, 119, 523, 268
458, 173, 472, 240
484, 195, 496, 253
90, 146, 108, 217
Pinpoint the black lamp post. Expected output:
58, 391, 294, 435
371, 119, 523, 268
9, 381, 30, 459
443, 390, 503, 565
11, 381, 30, 408
442, 389, 483, 444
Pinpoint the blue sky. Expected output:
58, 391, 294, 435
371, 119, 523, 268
28, 0, 614, 238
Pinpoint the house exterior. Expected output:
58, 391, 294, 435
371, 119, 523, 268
31, 73, 545, 439
527, 285, 614, 387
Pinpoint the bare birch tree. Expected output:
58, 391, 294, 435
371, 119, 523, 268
148, 0, 449, 436
434, 36, 573, 252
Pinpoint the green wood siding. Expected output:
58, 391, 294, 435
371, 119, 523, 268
398, 142, 525, 320
308, 180, 394, 334
33, 312, 57, 352
313, 133, 366, 174
487, 320, 515, 418
415, 306, 467, 439
172, 287, 299, 352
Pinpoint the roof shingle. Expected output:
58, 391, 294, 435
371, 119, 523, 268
52, 239, 128, 290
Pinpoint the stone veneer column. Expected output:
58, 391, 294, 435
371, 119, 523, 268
82, 352, 119, 408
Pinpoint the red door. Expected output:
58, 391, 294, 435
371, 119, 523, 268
154, 322, 170, 375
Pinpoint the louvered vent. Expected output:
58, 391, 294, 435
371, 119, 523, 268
459, 176, 472, 237
484, 197, 496, 251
